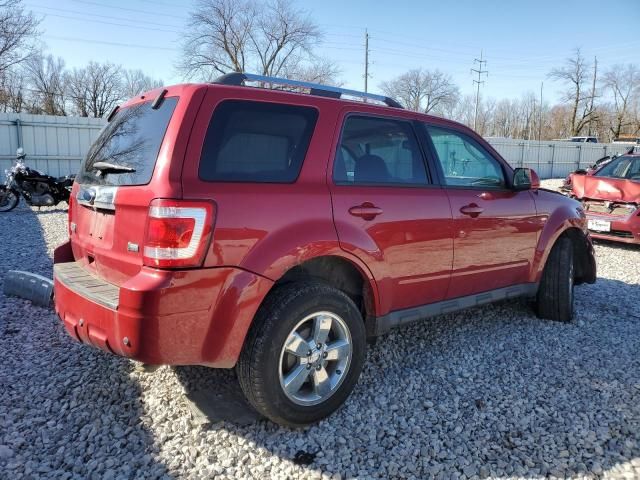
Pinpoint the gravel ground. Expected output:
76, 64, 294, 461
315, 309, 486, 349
1, 182, 639, 479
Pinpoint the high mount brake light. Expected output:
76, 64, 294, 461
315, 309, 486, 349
143, 199, 215, 268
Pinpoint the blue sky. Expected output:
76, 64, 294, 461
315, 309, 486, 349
25, 0, 640, 102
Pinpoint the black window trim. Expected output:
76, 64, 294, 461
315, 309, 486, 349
421, 123, 514, 191
331, 112, 437, 189
197, 99, 320, 185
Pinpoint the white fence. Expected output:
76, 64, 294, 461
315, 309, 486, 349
486, 138, 632, 179
0, 113, 104, 177
0, 113, 634, 180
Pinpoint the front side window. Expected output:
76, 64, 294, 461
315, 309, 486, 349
426, 126, 506, 188
199, 100, 318, 183
333, 115, 428, 186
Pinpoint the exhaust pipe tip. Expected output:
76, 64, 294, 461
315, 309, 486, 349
3, 270, 53, 308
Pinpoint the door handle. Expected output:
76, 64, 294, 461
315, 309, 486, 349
349, 203, 383, 220
460, 203, 484, 218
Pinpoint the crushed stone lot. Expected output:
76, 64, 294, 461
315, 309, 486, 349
1, 180, 639, 479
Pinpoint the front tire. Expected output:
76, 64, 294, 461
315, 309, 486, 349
535, 236, 575, 322
237, 281, 366, 427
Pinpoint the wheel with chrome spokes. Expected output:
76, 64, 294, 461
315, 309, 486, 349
279, 311, 352, 406
237, 281, 366, 427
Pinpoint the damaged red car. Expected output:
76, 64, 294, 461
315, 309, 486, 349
569, 153, 640, 244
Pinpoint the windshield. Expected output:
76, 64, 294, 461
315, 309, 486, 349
77, 97, 178, 186
594, 155, 640, 180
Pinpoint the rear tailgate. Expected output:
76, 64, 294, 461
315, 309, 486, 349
68, 85, 206, 286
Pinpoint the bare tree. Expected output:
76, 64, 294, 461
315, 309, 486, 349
283, 57, 341, 85
66, 61, 122, 118
0, 0, 40, 76
380, 69, 459, 114
602, 63, 640, 139
549, 48, 597, 136
249, 0, 320, 77
0, 68, 26, 112
491, 99, 518, 137
179, 0, 326, 80
122, 69, 163, 98
180, 0, 252, 78
24, 52, 66, 115
65, 67, 89, 116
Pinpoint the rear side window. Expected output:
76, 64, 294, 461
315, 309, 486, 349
199, 100, 318, 183
78, 97, 178, 186
334, 115, 428, 186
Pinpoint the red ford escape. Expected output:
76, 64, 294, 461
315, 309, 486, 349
53, 73, 596, 426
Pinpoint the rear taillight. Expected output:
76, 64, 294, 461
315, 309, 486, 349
142, 199, 215, 268
68, 195, 75, 237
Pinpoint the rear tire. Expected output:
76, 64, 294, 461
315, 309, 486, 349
0, 188, 19, 212
535, 236, 575, 322
237, 281, 366, 427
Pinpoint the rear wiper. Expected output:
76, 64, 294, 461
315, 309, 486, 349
91, 161, 136, 175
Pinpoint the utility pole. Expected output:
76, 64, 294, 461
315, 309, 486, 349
539, 81, 544, 141
537, 81, 544, 170
587, 56, 597, 136
471, 50, 488, 131
364, 29, 370, 93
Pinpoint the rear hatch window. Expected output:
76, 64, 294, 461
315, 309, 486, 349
198, 100, 318, 183
77, 97, 178, 186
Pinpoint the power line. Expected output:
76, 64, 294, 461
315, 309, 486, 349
44, 35, 178, 52
33, 11, 182, 35
26, 3, 184, 29
67, 0, 187, 20
471, 50, 488, 131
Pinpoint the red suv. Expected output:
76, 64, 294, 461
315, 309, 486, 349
53, 73, 596, 426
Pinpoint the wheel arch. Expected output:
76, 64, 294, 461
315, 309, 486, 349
266, 254, 380, 337
532, 221, 596, 285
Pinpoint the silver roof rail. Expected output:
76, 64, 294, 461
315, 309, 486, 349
213, 72, 403, 109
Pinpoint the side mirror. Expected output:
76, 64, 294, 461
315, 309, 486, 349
512, 168, 540, 191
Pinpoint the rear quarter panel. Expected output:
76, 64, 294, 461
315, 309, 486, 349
180, 86, 380, 308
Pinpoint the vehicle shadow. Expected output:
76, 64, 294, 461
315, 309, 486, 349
0, 205, 171, 478
175, 276, 640, 478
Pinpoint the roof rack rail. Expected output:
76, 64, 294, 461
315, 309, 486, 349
213, 72, 403, 109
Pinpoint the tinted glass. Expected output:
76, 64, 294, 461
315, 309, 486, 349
595, 156, 640, 179
199, 100, 318, 183
426, 126, 506, 188
78, 98, 178, 186
334, 116, 428, 186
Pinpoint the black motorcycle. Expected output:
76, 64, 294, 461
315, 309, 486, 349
0, 148, 75, 212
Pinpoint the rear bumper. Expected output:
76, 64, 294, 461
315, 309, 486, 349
53, 241, 273, 367
586, 213, 640, 245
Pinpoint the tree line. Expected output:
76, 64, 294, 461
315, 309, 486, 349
0, 0, 163, 117
1, 0, 638, 142
380, 50, 640, 142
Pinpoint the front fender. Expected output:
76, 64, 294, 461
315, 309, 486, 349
530, 198, 592, 284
